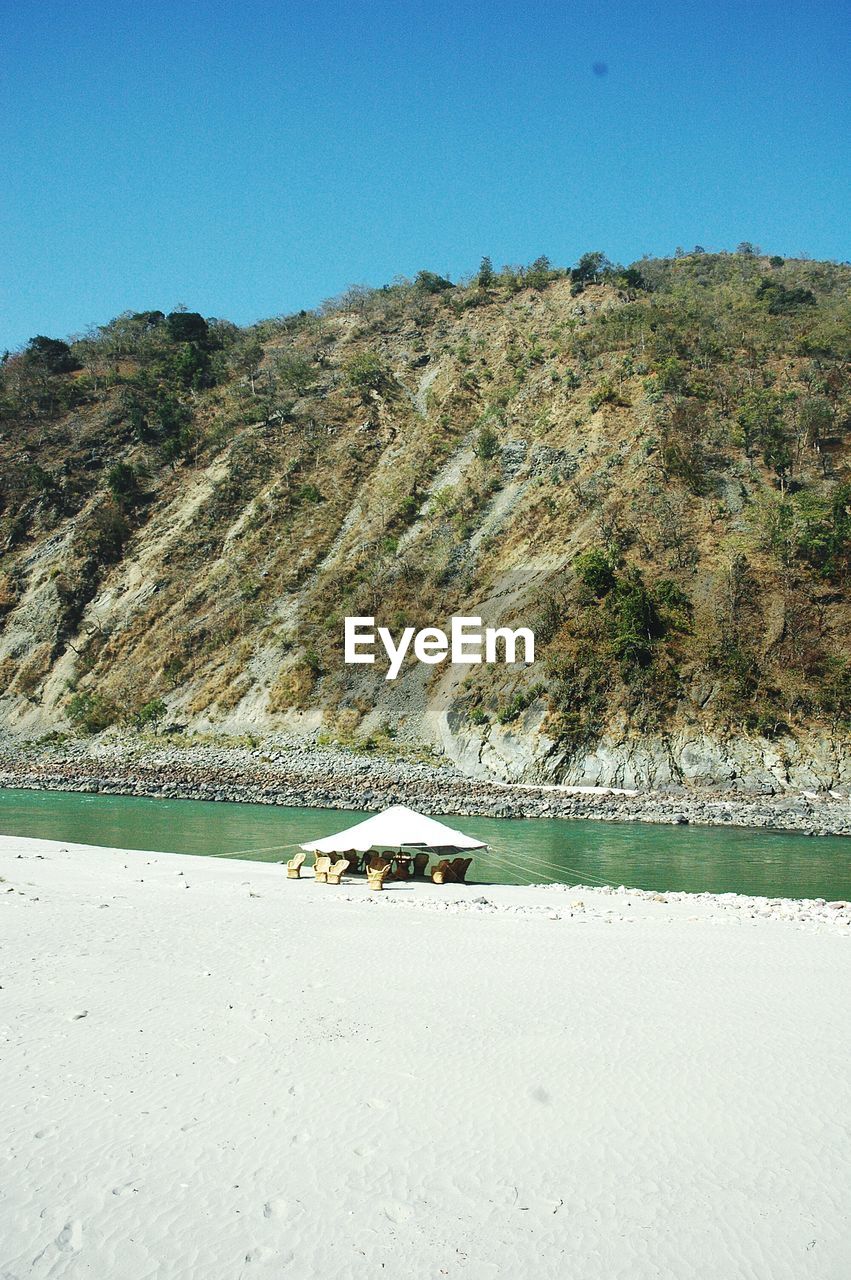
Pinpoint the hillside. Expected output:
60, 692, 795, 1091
1, 250, 849, 791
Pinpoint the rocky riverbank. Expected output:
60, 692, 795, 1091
1, 731, 850, 836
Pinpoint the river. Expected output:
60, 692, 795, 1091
1, 787, 850, 898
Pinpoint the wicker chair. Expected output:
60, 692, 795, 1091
412, 852, 430, 878
450, 856, 473, 884
313, 855, 332, 883
366, 855, 391, 891
392, 856, 412, 881
286, 852, 305, 879
432, 856, 473, 885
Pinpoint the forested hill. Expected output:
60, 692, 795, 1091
1, 249, 849, 791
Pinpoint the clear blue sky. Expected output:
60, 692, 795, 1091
1, 0, 849, 350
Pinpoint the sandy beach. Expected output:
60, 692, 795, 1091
2, 833, 850, 1278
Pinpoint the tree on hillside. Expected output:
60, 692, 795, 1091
571, 251, 610, 287
736, 387, 783, 458
763, 426, 794, 492
798, 396, 833, 452
229, 334, 265, 392
107, 462, 147, 510
477, 256, 495, 288
414, 271, 452, 294
24, 336, 80, 375
756, 278, 816, 315
345, 351, 388, 399
618, 265, 651, 298
336, 284, 374, 315
166, 311, 209, 344
274, 351, 316, 395
525, 256, 553, 290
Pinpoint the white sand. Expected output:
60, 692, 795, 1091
1, 834, 849, 1279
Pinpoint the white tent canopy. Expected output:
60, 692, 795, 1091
300, 804, 486, 855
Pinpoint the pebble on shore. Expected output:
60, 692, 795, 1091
0, 733, 849, 837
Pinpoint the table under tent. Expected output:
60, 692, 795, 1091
292, 803, 487, 889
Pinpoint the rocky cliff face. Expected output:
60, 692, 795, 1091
1, 254, 849, 792
442, 706, 851, 794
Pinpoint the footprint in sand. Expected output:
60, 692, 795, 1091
245, 1245, 294, 1267
263, 1197, 300, 1223
56, 1220, 83, 1251
383, 1202, 414, 1224
112, 1180, 138, 1197
244, 1245, 274, 1262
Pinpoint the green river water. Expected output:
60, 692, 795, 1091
1, 787, 850, 898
